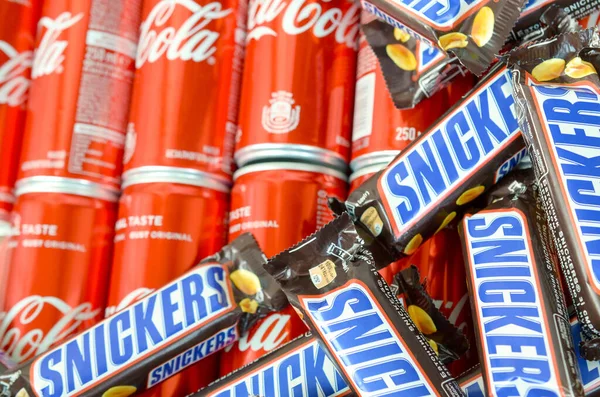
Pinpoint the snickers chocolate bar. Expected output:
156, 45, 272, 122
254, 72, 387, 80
512, 0, 598, 43
0, 234, 286, 397
363, 0, 580, 110
265, 213, 464, 396
509, 28, 600, 360
332, 63, 525, 263
458, 317, 600, 396
197, 333, 352, 397
460, 178, 584, 395
361, 15, 468, 109
360, 0, 526, 74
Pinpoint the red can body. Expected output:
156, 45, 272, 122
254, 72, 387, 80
351, 31, 447, 171
0, 0, 41, 218
234, 0, 360, 171
228, 162, 347, 257
17, 0, 142, 190
0, 177, 117, 364
222, 162, 347, 374
107, 171, 229, 396
122, 0, 247, 183
444, 72, 476, 107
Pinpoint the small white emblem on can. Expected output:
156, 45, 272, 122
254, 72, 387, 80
262, 91, 300, 134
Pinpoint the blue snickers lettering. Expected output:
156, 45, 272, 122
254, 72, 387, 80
379, 69, 519, 237
531, 82, 600, 290
464, 210, 561, 396
206, 339, 349, 397
31, 265, 233, 397
301, 283, 436, 396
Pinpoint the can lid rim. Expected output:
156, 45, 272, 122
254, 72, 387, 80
15, 177, 120, 202
350, 151, 398, 172
233, 161, 348, 182
349, 162, 391, 183
122, 166, 231, 192
235, 144, 348, 172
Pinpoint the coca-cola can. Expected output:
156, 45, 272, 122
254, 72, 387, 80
122, 0, 247, 184
229, 161, 347, 257
349, 160, 393, 193
351, 30, 447, 172
234, 0, 361, 172
17, 0, 142, 190
107, 168, 229, 396
0, 0, 41, 224
222, 161, 347, 374
0, 176, 117, 364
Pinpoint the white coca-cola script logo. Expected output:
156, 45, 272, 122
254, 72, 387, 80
0, 42, 32, 107
0, 296, 99, 363
136, 0, 233, 68
225, 313, 290, 353
104, 287, 153, 318
247, 0, 360, 48
31, 12, 84, 79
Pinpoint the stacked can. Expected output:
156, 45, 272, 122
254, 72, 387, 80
0, 0, 141, 365
104, 0, 247, 394
220, 0, 360, 376
0, 0, 41, 233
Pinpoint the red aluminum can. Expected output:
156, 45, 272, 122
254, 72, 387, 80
0, 0, 41, 221
222, 161, 347, 375
107, 169, 229, 396
349, 161, 392, 193
228, 161, 347, 257
0, 176, 117, 364
122, 0, 247, 184
350, 30, 447, 172
219, 304, 306, 375
17, 0, 142, 190
444, 72, 476, 107
234, 0, 361, 171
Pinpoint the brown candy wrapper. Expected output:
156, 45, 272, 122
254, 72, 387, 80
360, 0, 526, 75
509, 28, 600, 360
458, 365, 485, 396
459, 174, 584, 395
393, 265, 470, 364
511, 0, 598, 43
0, 234, 286, 397
362, 15, 468, 109
366, 2, 579, 110
264, 213, 464, 396
0, 352, 14, 374
330, 62, 525, 265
